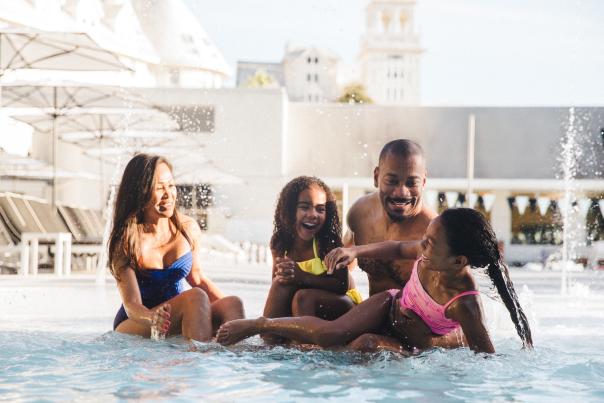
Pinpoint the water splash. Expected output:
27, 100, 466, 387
95, 106, 140, 284
557, 107, 588, 294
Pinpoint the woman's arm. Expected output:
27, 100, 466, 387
117, 267, 157, 326
325, 240, 422, 273
184, 219, 225, 303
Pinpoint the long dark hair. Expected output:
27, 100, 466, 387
270, 176, 342, 259
439, 208, 533, 348
108, 153, 192, 281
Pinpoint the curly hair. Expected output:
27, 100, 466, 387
270, 176, 342, 259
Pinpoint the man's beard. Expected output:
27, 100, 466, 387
384, 196, 421, 221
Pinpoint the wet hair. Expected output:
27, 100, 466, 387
270, 176, 342, 259
108, 153, 192, 281
378, 139, 425, 165
439, 208, 533, 349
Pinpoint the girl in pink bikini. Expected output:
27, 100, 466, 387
217, 208, 532, 354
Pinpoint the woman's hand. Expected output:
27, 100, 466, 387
274, 256, 297, 285
151, 303, 172, 334
325, 247, 357, 274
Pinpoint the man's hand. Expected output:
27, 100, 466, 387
325, 247, 357, 274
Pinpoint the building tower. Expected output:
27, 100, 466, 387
282, 45, 340, 103
359, 0, 422, 105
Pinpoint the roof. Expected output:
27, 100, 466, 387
282, 46, 340, 64
130, 0, 231, 76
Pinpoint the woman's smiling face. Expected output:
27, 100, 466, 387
144, 162, 177, 220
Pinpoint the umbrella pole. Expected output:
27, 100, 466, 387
52, 87, 58, 210
466, 114, 476, 206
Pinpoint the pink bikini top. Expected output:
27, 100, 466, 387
400, 258, 480, 335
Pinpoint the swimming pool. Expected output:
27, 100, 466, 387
2, 264, 604, 402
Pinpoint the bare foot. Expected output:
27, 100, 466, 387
216, 318, 266, 345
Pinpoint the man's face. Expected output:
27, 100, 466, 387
374, 152, 426, 221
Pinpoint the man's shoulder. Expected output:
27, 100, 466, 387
417, 206, 438, 223
346, 192, 379, 230
349, 192, 378, 216
401, 207, 437, 234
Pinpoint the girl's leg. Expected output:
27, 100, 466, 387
261, 279, 299, 343
291, 289, 355, 320
211, 295, 245, 333
116, 288, 212, 342
217, 291, 394, 347
348, 333, 408, 354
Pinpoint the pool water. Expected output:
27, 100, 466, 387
2, 265, 604, 402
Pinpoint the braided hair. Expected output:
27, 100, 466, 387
270, 176, 342, 259
439, 208, 533, 348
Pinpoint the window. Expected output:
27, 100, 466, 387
314, 74, 319, 82
307, 57, 312, 64
307, 73, 311, 82
168, 105, 215, 132
176, 185, 193, 209
197, 211, 208, 231
315, 57, 319, 64
509, 196, 560, 245
195, 184, 214, 208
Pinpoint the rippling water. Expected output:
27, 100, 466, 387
1, 267, 604, 402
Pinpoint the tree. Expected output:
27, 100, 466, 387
243, 70, 278, 88
337, 83, 373, 104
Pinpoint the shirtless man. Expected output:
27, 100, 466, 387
346, 139, 436, 295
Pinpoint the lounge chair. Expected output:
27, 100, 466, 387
57, 204, 104, 271
0, 210, 19, 274
0, 192, 72, 275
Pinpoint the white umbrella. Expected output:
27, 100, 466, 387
0, 150, 99, 181
2, 83, 179, 206
0, 27, 132, 74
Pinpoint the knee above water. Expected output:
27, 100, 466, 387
223, 295, 244, 308
292, 289, 313, 304
349, 334, 379, 352
186, 287, 210, 307
313, 324, 343, 347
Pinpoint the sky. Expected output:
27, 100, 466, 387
185, 0, 604, 106
3, 0, 603, 155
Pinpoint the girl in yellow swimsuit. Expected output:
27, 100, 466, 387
262, 176, 362, 344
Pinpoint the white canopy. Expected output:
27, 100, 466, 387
0, 150, 99, 181
0, 27, 132, 73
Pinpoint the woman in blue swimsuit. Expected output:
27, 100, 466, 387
109, 154, 244, 342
